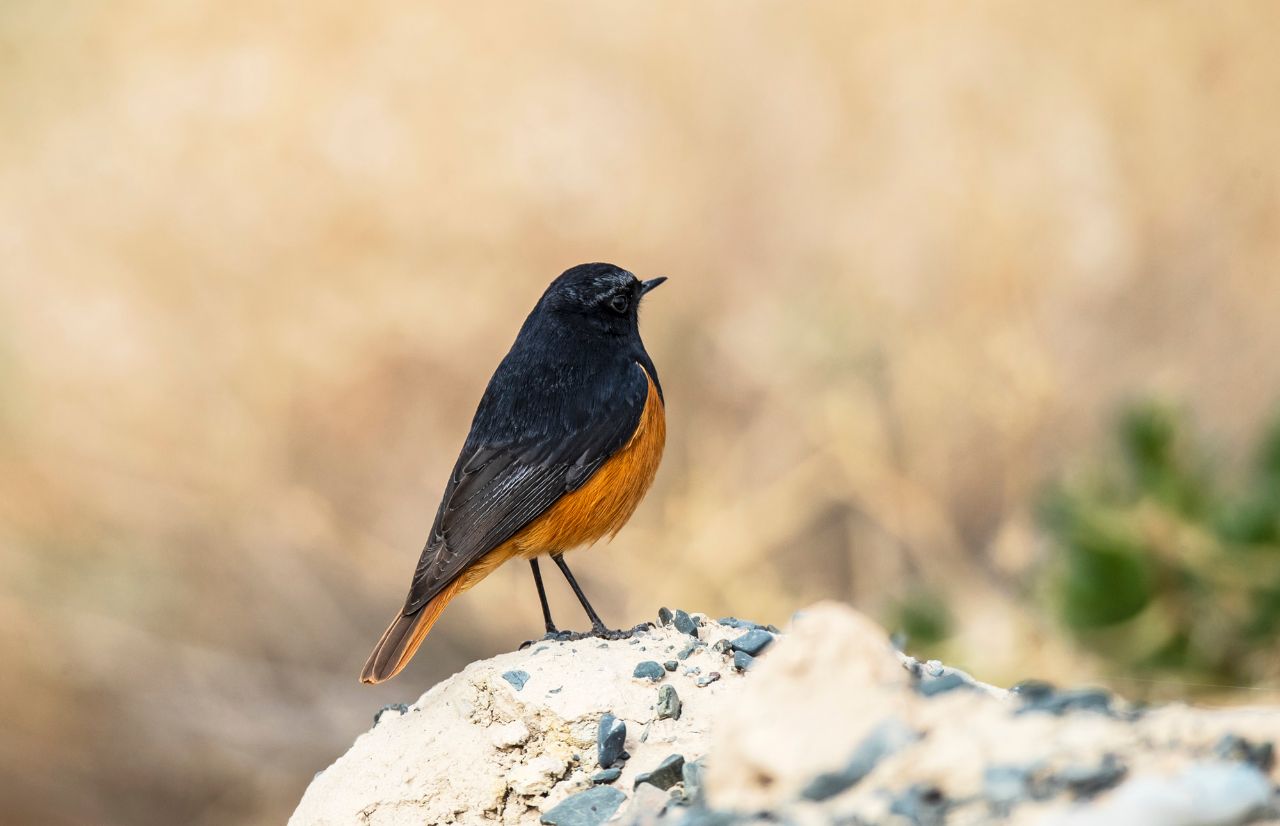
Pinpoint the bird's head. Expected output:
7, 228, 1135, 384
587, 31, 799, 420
541, 263, 666, 337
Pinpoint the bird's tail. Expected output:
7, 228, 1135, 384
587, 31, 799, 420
360, 578, 464, 684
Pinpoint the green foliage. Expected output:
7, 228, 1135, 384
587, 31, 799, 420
888, 587, 953, 648
1039, 402, 1280, 690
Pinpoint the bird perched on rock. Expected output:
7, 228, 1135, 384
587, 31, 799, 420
361, 263, 667, 683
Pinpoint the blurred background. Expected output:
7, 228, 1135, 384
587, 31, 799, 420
3, 1, 1280, 823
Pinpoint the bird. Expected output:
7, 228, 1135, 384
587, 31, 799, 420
361, 263, 667, 684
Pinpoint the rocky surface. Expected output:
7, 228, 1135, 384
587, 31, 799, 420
290, 603, 1280, 826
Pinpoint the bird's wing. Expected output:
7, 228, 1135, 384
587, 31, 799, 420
400, 364, 650, 614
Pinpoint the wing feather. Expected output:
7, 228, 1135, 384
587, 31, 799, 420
400, 362, 649, 614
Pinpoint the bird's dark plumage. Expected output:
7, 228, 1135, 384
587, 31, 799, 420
362, 263, 666, 683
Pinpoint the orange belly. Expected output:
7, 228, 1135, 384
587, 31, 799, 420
450, 368, 666, 592
360, 367, 666, 683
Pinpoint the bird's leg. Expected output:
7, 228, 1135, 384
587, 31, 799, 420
529, 558, 557, 634
551, 553, 610, 636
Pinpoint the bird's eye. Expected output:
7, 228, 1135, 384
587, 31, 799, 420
609, 294, 629, 314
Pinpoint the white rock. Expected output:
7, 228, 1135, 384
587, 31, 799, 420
489, 720, 531, 749
292, 603, 1280, 826
289, 618, 752, 826
508, 754, 569, 796
1043, 761, 1273, 826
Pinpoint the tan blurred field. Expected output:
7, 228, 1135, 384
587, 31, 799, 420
3, 2, 1280, 824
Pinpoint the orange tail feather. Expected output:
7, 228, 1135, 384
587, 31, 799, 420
360, 578, 464, 684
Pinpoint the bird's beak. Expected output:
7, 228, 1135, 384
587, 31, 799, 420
640, 277, 668, 295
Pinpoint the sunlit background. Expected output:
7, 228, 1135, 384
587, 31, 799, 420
3, 2, 1280, 824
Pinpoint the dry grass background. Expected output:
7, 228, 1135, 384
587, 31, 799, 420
2, 2, 1280, 824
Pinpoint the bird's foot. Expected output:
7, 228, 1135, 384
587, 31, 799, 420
590, 621, 655, 640
519, 626, 567, 649
522, 622, 655, 646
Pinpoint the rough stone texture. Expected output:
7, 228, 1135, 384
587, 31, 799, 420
291, 602, 1280, 826
290, 615, 750, 825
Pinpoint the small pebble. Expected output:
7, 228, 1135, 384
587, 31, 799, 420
676, 641, 699, 660
672, 609, 698, 636
682, 758, 706, 805
1018, 686, 1115, 717
679, 812, 737, 826
766, 624, 780, 633
633, 661, 665, 682
657, 607, 674, 626
373, 703, 409, 726
634, 753, 685, 790
1055, 753, 1126, 799
597, 713, 627, 769
732, 651, 754, 672
800, 718, 917, 802
983, 765, 1033, 815
711, 639, 731, 655
696, 672, 721, 687
684, 666, 701, 676
889, 784, 949, 826
1214, 734, 1276, 772
1010, 679, 1055, 701
917, 672, 972, 697
663, 660, 678, 671
539, 786, 626, 826
591, 767, 621, 785
728, 628, 774, 657
718, 617, 759, 629
502, 670, 530, 691
1060, 761, 1271, 826
656, 684, 682, 720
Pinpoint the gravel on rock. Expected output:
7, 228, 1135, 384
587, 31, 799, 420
656, 684, 682, 721
539, 786, 626, 826
373, 703, 409, 726
633, 661, 666, 682
591, 767, 621, 785
800, 718, 918, 802
634, 753, 686, 790
597, 713, 627, 769
672, 609, 698, 636
502, 670, 530, 691
727, 629, 774, 657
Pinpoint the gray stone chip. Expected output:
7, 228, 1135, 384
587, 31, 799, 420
373, 703, 409, 726
502, 670, 530, 691
597, 713, 627, 769
591, 767, 621, 785
657, 684, 682, 720
800, 718, 918, 802
672, 609, 699, 636
540, 786, 626, 826
634, 753, 686, 790
728, 629, 775, 657
633, 661, 666, 682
